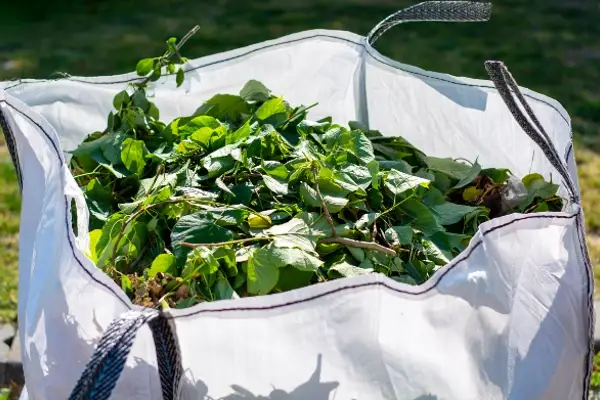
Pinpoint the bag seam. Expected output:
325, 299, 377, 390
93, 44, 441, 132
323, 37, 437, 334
3, 32, 571, 128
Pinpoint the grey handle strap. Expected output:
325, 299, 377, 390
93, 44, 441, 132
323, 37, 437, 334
484, 60, 578, 203
367, 1, 492, 45
68, 309, 182, 400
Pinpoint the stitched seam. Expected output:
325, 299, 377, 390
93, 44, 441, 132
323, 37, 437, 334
3, 33, 571, 127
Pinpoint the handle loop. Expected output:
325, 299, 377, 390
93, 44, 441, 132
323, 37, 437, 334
68, 310, 182, 400
367, 1, 492, 45
484, 60, 578, 203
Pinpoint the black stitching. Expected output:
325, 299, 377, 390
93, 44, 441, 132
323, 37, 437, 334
565, 142, 573, 163
3, 33, 571, 128
575, 213, 595, 399
167, 213, 578, 318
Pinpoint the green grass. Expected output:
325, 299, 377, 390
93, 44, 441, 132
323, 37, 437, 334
0, 0, 599, 324
0, 135, 19, 323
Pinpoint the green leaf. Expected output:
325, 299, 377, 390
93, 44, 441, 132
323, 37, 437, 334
252, 246, 323, 272
462, 186, 483, 202
392, 275, 418, 285
379, 160, 413, 174
182, 247, 220, 278
385, 225, 413, 245
113, 90, 130, 110
430, 202, 477, 226
246, 248, 281, 295
519, 174, 559, 209
215, 274, 239, 300
195, 94, 250, 121
262, 161, 289, 180
481, 168, 511, 184
136, 58, 155, 76
227, 120, 255, 144
454, 160, 481, 189
178, 116, 220, 139
132, 90, 149, 112
399, 198, 444, 236
348, 130, 376, 166
422, 240, 451, 264
384, 170, 430, 196
176, 186, 219, 201
355, 213, 378, 230
299, 183, 348, 213
121, 275, 133, 295
424, 157, 475, 181
265, 218, 317, 252
176, 68, 185, 87
148, 254, 177, 278
87, 229, 102, 263
240, 80, 271, 102
171, 212, 234, 263
263, 175, 289, 195
275, 266, 315, 292
255, 97, 287, 126
328, 260, 373, 278
121, 138, 147, 175
83, 178, 114, 224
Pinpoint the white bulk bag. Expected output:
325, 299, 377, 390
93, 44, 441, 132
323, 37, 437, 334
0, 2, 593, 399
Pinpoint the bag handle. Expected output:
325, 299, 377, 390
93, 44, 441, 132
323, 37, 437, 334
367, 1, 492, 45
68, 310, 183, 400
0, 96, 23, 191
64, 169, 92, 253
484, 60, 578, 203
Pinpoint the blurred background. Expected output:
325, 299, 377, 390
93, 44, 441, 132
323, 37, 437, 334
0, 0, 599, 323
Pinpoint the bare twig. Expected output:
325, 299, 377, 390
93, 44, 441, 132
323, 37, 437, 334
319, 237, 396, 256
181, 236, 270, 248
372, 220, 378, 242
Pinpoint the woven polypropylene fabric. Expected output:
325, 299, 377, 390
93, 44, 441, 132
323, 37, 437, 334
68, 310, 182, 400
367, 1, 492, 44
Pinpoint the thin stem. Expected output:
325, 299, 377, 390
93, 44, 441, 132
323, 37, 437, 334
145, 164, 165, 196
311, 166, 336, 236
175, 25, 201, 52
319, 237, 396, 256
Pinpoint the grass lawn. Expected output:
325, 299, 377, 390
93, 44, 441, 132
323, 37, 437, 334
0, 0, 599, 324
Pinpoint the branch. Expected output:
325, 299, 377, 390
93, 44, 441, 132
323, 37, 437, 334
175, 25, 200, 52
181, 236, 270, 248
319, 237, 396, 256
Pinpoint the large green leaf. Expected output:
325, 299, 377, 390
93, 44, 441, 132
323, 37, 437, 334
384, 170, 430, 196
425, 157, 477, 183
265, 218, 316, 252
430, 202, 477, 226
240, 80, 271, 103
399, 198, 444, 236
171, 212, 234, 263
84, 178, 114, 225
328, 260, 373, 278
194, 94, 250, 121
263, 175, 289, 195
121, 138, 147, 175
299, 183, 348, 213
246, 248, 281, 295
148, 254, 177, 278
